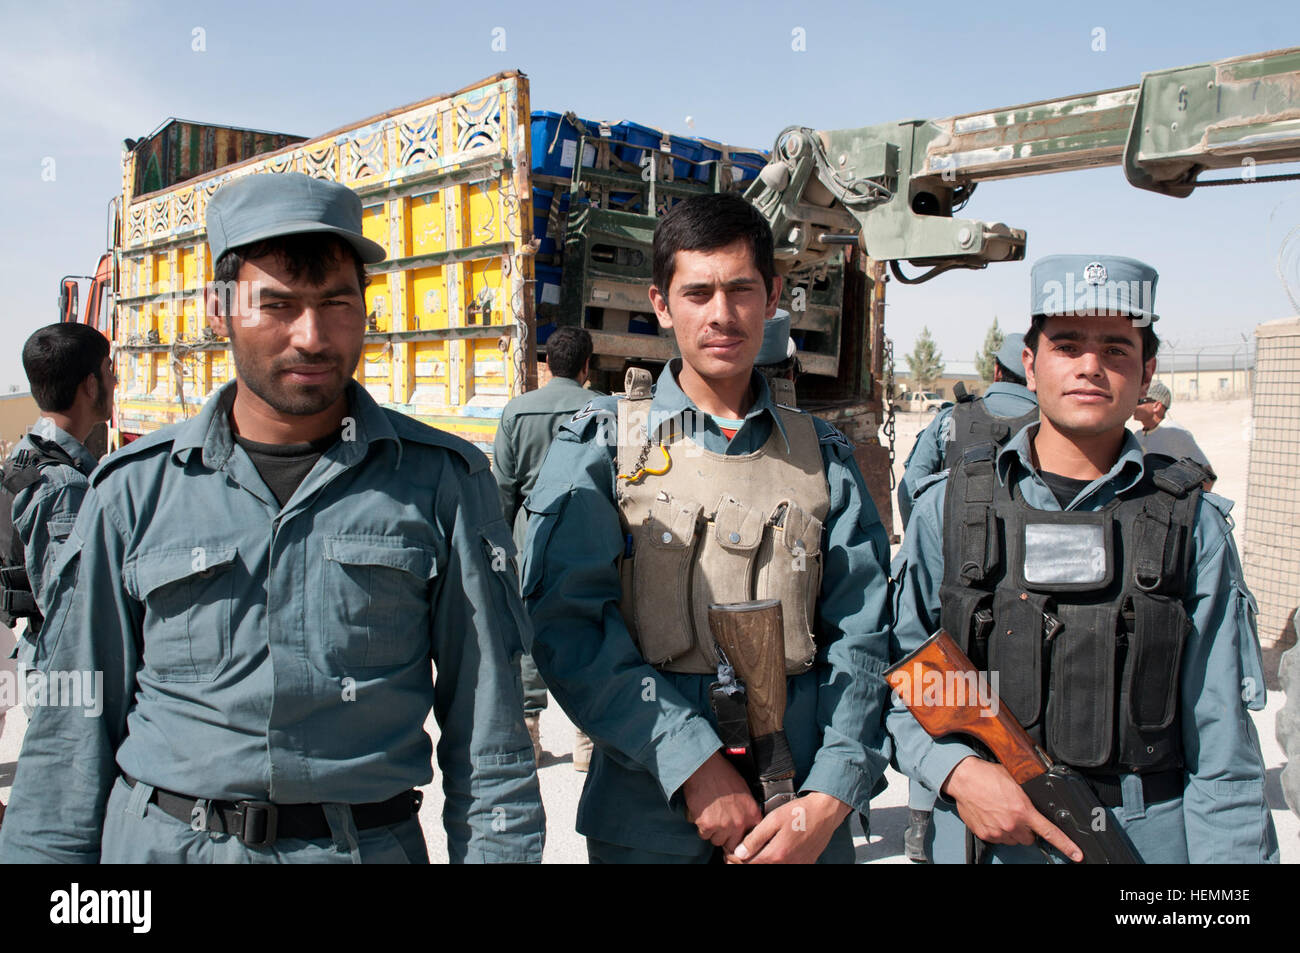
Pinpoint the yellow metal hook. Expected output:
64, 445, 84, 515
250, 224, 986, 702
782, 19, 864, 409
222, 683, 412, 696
617, 442, 671, 483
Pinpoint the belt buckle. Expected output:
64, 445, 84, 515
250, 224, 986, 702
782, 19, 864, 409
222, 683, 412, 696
232, 801, 278, 847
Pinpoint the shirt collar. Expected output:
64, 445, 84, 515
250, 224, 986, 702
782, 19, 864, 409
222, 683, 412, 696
649, 359, 790, 452
30, 416, 98, 475
984, 381, 1035, 401
996, 422, 1147, 497
170, 380, 401, 470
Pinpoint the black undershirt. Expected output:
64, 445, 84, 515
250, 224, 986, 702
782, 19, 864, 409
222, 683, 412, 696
1038, 470, 1094, 509
234, 431, 340, 507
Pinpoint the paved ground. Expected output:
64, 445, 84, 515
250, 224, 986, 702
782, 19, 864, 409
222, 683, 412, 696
0, 397, 1293, 862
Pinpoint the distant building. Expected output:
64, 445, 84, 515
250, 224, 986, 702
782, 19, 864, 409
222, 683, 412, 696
893, 359, 984, 402
1151, 346, 1255, 401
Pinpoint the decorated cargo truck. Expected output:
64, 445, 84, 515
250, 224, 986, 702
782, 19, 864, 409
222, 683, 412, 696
59, 69, 894, 531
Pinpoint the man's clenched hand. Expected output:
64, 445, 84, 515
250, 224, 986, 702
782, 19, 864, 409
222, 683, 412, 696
682, 751, 762, 854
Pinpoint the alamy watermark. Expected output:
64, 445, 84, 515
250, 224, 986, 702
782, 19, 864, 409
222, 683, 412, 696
1, 662, 103, 717
890, 666, 1001, 718
1038, 270, 1155, 327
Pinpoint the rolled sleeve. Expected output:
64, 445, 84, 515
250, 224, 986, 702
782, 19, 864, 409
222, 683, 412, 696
0, 489, 138, 863
429, 468, 545, 863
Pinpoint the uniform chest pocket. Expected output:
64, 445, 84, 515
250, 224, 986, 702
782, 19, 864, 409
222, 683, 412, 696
318, 535, 438, 674
131, 546, 238, 683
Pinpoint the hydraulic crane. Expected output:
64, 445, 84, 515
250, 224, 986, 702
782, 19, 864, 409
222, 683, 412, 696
746, 46, 1300, 283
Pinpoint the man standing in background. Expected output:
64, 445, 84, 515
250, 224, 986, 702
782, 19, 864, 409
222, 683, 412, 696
493, 326, 600, 769
1132, 381, 1215, 487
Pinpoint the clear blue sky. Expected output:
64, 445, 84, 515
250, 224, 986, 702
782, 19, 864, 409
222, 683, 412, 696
1, 0, 1297, 390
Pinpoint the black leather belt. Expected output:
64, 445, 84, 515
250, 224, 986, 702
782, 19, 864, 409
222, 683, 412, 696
1082, 770, 1182, 809
123, 774, 422, 847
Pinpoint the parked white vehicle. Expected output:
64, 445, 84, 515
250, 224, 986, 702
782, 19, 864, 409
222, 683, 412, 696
893, 391, 947, 413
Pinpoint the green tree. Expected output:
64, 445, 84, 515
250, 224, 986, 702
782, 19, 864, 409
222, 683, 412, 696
905, 326, 944, 391
975, 316, 1004, 383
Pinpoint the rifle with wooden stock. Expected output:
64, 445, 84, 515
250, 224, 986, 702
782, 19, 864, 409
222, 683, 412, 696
706, 600, 797, 814
885, 630, 1140, 864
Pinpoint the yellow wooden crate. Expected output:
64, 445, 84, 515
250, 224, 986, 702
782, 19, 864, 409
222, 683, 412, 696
112, 71, 535, 454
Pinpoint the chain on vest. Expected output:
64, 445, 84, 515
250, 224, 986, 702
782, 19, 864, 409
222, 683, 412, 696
939, 444, 1207, 775
942, 394, 1039, 470
614, 369, 829, 675
0, 435, 80, 628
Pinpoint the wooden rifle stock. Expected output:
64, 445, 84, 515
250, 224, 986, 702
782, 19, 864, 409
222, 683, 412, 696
708, 600, 796, 813
885, 630, 1140, 864
885, 629, 1049, 784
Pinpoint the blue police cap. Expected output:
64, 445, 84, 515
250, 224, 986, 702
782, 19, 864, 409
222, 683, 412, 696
756, 309, 795, 365
996, 332, 1026, 373
206, 172, 387, 265
1030, 255, 1159, 323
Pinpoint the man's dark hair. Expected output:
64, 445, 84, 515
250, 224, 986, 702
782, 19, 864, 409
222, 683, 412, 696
1025, 313, 1160, 364
211, 232, 369, 320
545, 326, 593, 379
22, 323, 111, 413
994, 359, 1027, 387
652, 192, 775, 297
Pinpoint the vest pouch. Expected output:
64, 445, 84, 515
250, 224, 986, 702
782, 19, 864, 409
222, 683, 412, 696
989, 587, 1049, 727
938, 585, 994, 665
1045, 603, 1118, 768
632, 497, 703, 666
755, 500, 823, 673
691, 497, 765, 670
1123, 593, 1189, 732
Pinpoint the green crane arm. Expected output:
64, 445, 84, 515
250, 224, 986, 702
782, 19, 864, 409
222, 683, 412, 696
746, 46, 1300, 278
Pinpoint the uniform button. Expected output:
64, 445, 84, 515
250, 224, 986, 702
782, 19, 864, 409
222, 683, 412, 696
662, 532, 672, 544
729, 532, 741, 544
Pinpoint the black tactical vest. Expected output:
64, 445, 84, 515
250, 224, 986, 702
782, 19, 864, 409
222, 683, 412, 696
943, 394, 1039, 470
0, 435, 79, 629
939, 444, 1207, 775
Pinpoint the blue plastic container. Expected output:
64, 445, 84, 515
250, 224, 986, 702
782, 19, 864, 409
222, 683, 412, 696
530, 111, 600, 177
534, 263, 563, 309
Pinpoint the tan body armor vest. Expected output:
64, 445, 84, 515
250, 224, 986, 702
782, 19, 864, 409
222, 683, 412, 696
614, 371, 830, 675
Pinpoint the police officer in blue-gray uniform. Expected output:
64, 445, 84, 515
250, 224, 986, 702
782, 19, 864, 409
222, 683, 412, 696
888, 254, 1278, 863
0, 172, 544, 863
897, 333, 1037, 529
894, 332, 1037, 860
2, 324, 113, 665
522, 193, 892, 863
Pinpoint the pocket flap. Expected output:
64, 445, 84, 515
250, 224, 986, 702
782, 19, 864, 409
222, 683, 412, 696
778, 501, 823, 557
524, 481, 570, 517
49, 517, 77, 542
324, 535, 438, 579
133, 546, 239, 598
714, 497, 763, 551
647, 498, 702, 549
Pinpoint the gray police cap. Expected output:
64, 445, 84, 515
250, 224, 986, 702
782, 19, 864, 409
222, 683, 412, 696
1030, 254, 1159, 323
996, 332, 1026, 374
756, 309, 796, 365
206, 172, 387, 265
